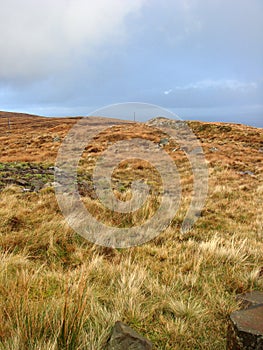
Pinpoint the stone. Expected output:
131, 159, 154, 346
22, 188, 31, 192
43, 181, 61, 189
209, 147, 218, 153
237, 291, 263, 309
227, 305, 263, 349
31, 180, 45, 191
159, 138, 169, 146
15, 179, 29, 186
238, 171, 255, 177
107, 321, 153, 350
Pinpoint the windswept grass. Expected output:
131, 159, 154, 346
0, 177, 262, 349
0, 115, 262, 349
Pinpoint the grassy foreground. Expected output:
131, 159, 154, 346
0, 114, 262, 349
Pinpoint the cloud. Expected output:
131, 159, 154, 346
134, 78, 262, 111
174, 79, 258, 91
0, 0, 262, 128
0, 0, 145, 83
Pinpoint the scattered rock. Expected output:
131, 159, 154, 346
227, 305, 263, 349
159, 138, 169, 147
237, 291, 263, 309
78, 181, 97, 199
147, 116, 186, 130
31, 180, 45, 191
237, 170, 255, 177
0, 162, 56, 192
227, 291, 263, 349
180, 146, 189, 152
209, 147, 218, 153
218, 125, 232, 132
43, 181, 61, 189
22, 188, 31, 192
89, 146, 100, 153
15, 179, 28, 186
107, 321, 153, 350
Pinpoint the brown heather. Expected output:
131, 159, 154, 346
0, 112, 262, 349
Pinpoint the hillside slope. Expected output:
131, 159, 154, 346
0, 112, 262, 349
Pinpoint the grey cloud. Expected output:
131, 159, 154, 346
0, 0, 146, 83
0, 0, 262, 128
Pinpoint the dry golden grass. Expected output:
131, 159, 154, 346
0, 112, 262, 349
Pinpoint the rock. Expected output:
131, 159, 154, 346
4, 177, 17, 183
237, 291, 263, 309
15, 179, 28, 186
227, 291, 263, 349
31, 180, 45, 191
43, 181, 61, 189
22, 188, 31, 192
218, 125, 232, 132
227, 302, 263, 350
159, 138, 169, 147
209, 147, 218, 153
180, 146, 189, 152
78, 181, 97, 199
146, 117, 186, 130
107, 321, 153, 350
238, 171, 255, 177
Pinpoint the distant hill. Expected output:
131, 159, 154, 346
0, 110, 262, 165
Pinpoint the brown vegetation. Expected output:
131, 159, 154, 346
0, 111, 262, 349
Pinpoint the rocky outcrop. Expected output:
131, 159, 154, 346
227, 291, 263, 350
106, 321, 153, 350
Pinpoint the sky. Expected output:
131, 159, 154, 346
0, 0, 262, 127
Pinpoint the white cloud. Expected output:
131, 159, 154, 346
174, 79, 258, 91
0, 0, 145, 82
164, 89, 172, 95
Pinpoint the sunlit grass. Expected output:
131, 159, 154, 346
0, 117, 262, 349
0, 174, 262, 349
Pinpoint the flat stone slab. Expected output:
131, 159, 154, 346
107, 321, 153, 350
237, 291, 263, 309
231, 305, 263, 335
227, 305, 263, 349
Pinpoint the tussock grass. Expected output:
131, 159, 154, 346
0, 116, 262, 349
0, 177, 262, 349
